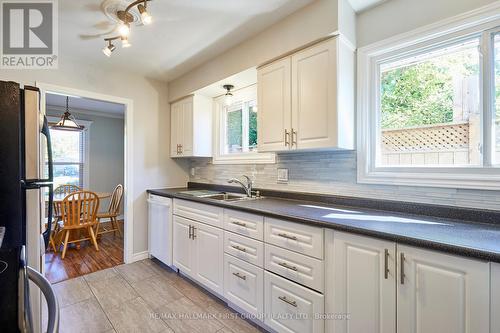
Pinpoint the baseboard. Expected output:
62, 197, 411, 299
130, 251, 149, 262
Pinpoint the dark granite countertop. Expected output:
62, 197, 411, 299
147, 187, 500, 263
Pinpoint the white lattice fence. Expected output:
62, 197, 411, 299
381, 122, 472, 165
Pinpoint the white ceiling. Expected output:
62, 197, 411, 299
46, 93, 125, 117
61, 0, 313, 82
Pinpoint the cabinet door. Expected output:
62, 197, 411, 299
330, 231, 396, 333
172, 216, 194, 277
257, 57, 291, 152
181, 97, 193, 156
170, 101, 182, 157
193, 221, 224, 296
397, 245, 490, 333
291, 38, 337, 150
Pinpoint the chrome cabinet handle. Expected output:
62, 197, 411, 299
279, 262, 298, 271
232, 221, 247, 227
400, 252, 405, 284
192, 226, 196, 239
384, 249, 389, 279
278, 296, 297, 307
232, 245, 247, 252
284, 129, 290, 146
232, 272, 247, 280
180, 144, 183, 154
188, 225, 192, 239
291, 128, 297, 147
277, 233, 297, 240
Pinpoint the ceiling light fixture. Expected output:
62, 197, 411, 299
101, 0, 152, 56
138, 3, 152, 25
102, 38, 117, 56
51, 97, 84, 131
223, 84, 234, 106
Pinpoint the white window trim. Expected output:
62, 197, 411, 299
47, 116, 92, 188
357, 3, 500, 190
212, 85, 275, 165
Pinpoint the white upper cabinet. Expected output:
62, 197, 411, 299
257, 36, 354, 152
257, 57, 292, 152
397, 245, 490, 333
170, 94, 212, 158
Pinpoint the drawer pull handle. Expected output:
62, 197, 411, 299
277, 233, 297, 240
278, 262, 298, 271
232, 245, 247, 252
232, 221, 247, 227
400, 252, 405, 284
278, 296, 297, 307
232, 272, 246, 280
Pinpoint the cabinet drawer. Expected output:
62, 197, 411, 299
224, 231, 264, 268
265, 244, 324, 293
264, 271, 324, 333
224, 209, 264, 240
265, 218, 324, 259
224, 254, 264, 318
173, 199, 223, 228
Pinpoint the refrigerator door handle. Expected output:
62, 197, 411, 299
18, 246, 33, 333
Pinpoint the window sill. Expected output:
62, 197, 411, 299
358, 165, 500, 190
212, 152, 276, 165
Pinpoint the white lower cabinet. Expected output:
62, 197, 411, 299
172, 215, 195, 277
193, 222, 224, 296
264, 271, 324, 333
330, 231, 396, 333
172, 215, 224, 297
397, 245, 490, 333
224, 254, 264, 318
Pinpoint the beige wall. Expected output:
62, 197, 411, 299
357, 0, 498, 47
168, 0, 341, 101
0, 57, 189, 256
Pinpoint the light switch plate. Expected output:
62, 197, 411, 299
190, 167, 195, 176
277, 168, 289, 183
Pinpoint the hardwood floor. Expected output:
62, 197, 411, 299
45, 221, 124, 284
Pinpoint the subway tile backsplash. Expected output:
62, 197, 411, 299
189, 151, 500, 211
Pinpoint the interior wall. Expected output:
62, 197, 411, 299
168, 0, 340, 101
46, 109, 125, 214
356, 0, 498, 47
0, 57, 189, 257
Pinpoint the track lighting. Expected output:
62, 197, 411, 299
118, 22, 130, 37
121, 36, 131, 48
102, 40, 116, 57
223, 85, 234, 106
101, 0, 153, 56
138, 3, 152, 25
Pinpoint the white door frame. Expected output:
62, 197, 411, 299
35, 82, 135, 264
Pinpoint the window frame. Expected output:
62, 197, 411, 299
357, 5, 500, 190
47, 116, 92, 188
212, 84, 275, 164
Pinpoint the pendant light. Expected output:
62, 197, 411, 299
51, 97, 84, 131
223, 84, 234, 106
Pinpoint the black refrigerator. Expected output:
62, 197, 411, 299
0, 81, 59, 333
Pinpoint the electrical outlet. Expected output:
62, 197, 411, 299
190, 167, 195, 176
277, 168, 289, 183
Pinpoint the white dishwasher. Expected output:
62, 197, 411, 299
147, 194, 173, 266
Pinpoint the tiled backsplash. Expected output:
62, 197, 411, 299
189, 151, 500, 211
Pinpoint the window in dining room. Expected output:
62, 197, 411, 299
50, 128, 86, 189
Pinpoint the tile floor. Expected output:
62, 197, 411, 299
44, 259, 266, 333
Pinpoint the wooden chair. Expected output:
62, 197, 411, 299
49, 184, 81, 252
58, 191, 100, 259
96, 184, 123, 237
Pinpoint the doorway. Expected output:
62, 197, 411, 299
36, 82, 134, 284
